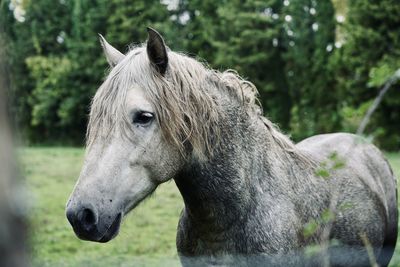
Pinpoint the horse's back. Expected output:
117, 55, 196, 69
297, 132, 398, 266
297, 133, 396, 209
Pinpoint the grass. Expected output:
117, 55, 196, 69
19, 147, 182, 267
18, 147, 400, 267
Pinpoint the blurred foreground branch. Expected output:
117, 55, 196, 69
0, 31, 29, 267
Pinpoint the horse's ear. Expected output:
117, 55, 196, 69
146, 27, 168, 75
98, 34, 125, 67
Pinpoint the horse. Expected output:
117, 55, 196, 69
66, 28, 398, 267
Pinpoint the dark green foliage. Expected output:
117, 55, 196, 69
1, 0, 400, 149
283, 0, 339, 140
105, 0, 173, 52
173, 0, 291, 130
215, 0, 292, 130
2, 0, 172, 144
3, 0, 77, 142
336, 0, 400, 150
1, 0, 35, 139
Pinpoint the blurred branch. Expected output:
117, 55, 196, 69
359, 232, 379, 267
0, 25, 29, 267
356, 69, 400, 135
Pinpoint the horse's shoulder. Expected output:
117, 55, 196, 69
296, 132, 359, 149
295, 133, 392, 175
295, 132, 376, 156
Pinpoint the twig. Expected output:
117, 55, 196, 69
357, 69, 400, 135
360, 232, 379, 267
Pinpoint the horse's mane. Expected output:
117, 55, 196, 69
87, 45, 313, 165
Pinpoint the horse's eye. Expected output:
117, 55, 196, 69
132, 111, 154, 125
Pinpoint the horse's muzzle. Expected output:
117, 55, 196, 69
66, 204, 122, 243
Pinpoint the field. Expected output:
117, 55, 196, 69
19, 147, 400, 267
21, 147, 182, 267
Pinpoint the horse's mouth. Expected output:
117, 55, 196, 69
99, 213, 122, 243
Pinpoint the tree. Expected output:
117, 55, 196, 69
106, 0, 173, 51
174, 0, 292, 130
3, 0, 399, 149
3, 0, 174, 143
57, 0, 110, 142
1, 0, 35, 140
283, 0, 339, 140
336, 0, 400, 149
3, 0, 74, 142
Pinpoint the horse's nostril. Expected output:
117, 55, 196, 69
78, 208, 97, 230
66, 208, 76, 227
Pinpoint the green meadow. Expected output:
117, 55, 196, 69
19, 147, 400, 267
20, 147, 182, 267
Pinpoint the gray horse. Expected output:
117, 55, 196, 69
66, 28, 397, 267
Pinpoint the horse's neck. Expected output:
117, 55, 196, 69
174, 114, 301, 240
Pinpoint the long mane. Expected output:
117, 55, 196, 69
87, 44, 313, 164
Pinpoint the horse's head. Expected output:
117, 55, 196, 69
66, 28, 183, 242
